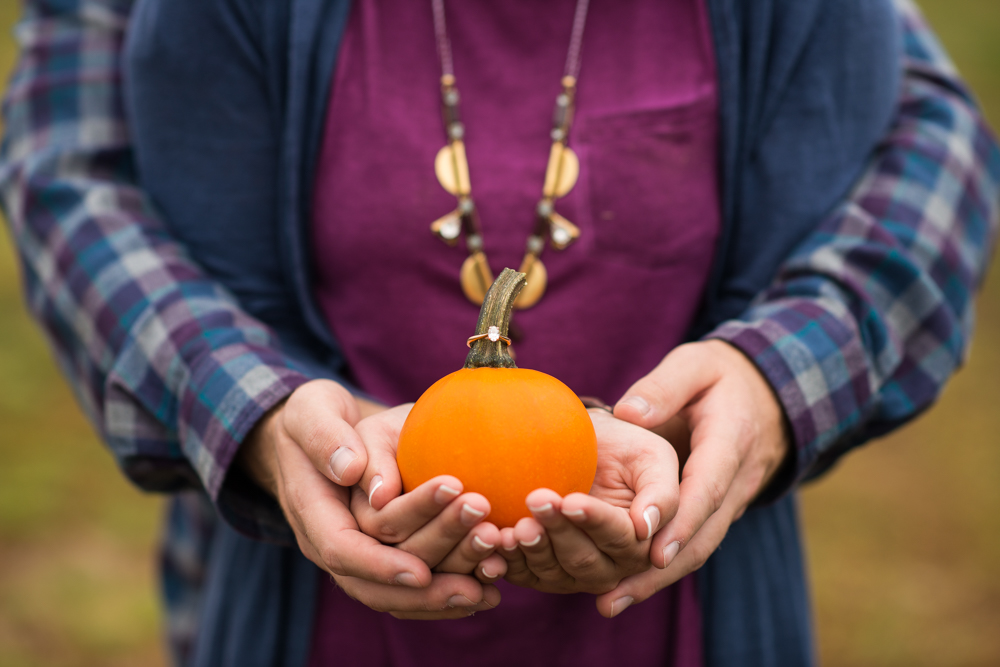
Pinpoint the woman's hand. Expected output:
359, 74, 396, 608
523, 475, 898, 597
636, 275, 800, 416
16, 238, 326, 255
350, 405, 509, 582
592, 339, 791, 617
497, 411, 680, 594
238, 380, 500, 619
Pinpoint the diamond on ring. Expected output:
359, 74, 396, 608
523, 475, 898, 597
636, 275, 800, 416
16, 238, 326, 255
467, 326, 513, 348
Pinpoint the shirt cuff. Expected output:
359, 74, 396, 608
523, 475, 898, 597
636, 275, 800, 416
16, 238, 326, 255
705, 295, 872, 499
110, 341, 313, 544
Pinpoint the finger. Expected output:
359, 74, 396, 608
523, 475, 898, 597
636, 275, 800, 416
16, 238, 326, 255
497, 527, 536, 588
390, 584, 501, 619
282, 380, 368, 486
558, 493, 645, 569
274, 431, 431, 587
649, 410, 746, 569
435, 521, 501, 574
397, 493, 492, 569
512, 516, 573, 587
355, 404, 413, 509
593, 418, 681, 545
526, 489, 616, 586
476, 554, 508, 583
595, 474, 746, 618
624, 441, 679, 554
335, 572, 494, 615
352, 474, 463, 544
613, 343, 722, 430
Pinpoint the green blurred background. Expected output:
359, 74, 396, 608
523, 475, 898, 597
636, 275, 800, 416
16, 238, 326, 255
0, 2, 997, 665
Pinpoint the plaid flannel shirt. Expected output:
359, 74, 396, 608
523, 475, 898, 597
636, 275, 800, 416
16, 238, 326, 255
1, 0, 998, 662
709, 2, 1000, 485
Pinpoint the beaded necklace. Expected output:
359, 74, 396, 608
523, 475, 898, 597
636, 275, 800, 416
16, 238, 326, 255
429, 0, 591, 309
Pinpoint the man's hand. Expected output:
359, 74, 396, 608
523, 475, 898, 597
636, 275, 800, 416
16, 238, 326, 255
496, 411, 680, 594
593, 339, 791, 617
238, 380, 500, 619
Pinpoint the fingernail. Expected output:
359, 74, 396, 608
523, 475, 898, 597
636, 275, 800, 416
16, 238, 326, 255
528, 502, 554, 518
461, 503, 486, 526
620, 395, 650, 416
447, 594, 476, 608
329, 447, 357, 482
519, 534, 542, 548
434, 484, 461, 504
368, 475, 383, 506
481, 565, 497, 579
395, 572, 420, 587
561, 508, 586, 519
472, 535, 495, 551
611, 595, 634, 617
662, 541, 681, 567
642, 506, 660, 540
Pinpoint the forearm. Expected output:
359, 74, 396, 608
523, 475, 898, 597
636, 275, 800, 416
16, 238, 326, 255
709, 0, 1000, 495
0, 0, 317, 540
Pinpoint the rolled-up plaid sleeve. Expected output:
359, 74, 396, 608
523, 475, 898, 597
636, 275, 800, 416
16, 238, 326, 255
0, 0, 312, 541
709, 0, 1000, 495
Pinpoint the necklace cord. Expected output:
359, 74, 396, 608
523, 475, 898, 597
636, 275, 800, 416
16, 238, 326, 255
564, 0, 590, 81
432, 0, 590, 84
429, 0, 592, 308
431, 0, 454, 79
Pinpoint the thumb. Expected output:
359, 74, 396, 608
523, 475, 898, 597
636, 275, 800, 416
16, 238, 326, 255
614, 342, 723, 430
356, 403, 413, 510
626, 428, 680, 547
282, 380, 369, 487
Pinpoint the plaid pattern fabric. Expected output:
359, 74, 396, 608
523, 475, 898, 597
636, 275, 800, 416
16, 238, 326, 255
709, 0, 1000, 488
0, 0, 311, 538
4, 0, 993, 515
0, 0, 998, 663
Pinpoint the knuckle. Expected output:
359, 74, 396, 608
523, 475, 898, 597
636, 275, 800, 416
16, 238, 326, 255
284, 488, 313, 524
375, 523, 402, 544
687, 542, 713, 570
565, 549, 602, 573
319, 545, 347, 577
604, 530, 636, 553
705, 478, 728, 514
531, 559, 566, 580
300, 421, 330, 458
434, 518, 468, 543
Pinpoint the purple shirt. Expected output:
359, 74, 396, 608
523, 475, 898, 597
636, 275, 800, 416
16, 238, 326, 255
309, 0, 719, 664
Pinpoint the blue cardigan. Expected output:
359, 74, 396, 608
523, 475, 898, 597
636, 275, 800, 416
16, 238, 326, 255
124, 0, 900, 664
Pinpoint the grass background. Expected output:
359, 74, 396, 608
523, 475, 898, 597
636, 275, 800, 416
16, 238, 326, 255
0, 2, 997, 665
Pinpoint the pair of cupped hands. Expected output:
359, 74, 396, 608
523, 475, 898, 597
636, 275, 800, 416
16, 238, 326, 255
240, 340, 791, 620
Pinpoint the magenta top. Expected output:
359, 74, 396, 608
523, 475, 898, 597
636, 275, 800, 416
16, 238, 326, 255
308, 0, 720, 664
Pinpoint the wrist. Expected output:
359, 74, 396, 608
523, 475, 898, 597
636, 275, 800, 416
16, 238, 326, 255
709, 339, 794, 499
237, 400, 285, 498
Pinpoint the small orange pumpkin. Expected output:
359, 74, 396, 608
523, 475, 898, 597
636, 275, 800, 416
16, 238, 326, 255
397, 268, 597, 528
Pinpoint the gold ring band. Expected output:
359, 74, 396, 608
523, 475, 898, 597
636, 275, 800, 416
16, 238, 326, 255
467, 326, 512, 348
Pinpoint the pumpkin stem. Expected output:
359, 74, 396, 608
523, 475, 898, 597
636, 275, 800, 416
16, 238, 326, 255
464, 267, 526, 369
